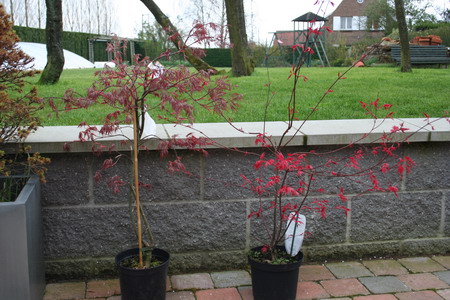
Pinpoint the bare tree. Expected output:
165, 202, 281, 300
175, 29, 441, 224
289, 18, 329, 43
101, 0, 116, 35
394, 0, 412, 72
8, 0, 14, 22
63, 0, 75, 31
5, 0, 23, 25
1, 0, 118, 34
38, 0, 64, 84
218, 0, 228, 48
37, 0, 44, 28
96, 0, 101, 34
140, 0, 218, 73
224, 0, 254, 76
86, 0, 93, 33
190, 0, 228, 48
24, 0, 29, 26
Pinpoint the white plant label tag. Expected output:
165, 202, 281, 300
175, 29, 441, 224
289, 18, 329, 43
285, 212, 306, 257
140, 112, 156, 137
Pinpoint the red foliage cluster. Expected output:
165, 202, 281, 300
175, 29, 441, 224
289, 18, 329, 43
234, 1, 438, 261
62, 29, 241, 193
242, 107, 421, 260
0, 4, 49, 180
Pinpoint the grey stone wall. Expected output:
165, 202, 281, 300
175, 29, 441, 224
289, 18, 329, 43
41, 142, 450, 280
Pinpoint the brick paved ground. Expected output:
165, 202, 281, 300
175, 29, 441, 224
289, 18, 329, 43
43, 255, 450, 300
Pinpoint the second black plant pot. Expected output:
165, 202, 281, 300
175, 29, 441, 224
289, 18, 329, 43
116, 248, 170, 300
248, 246, 303, 300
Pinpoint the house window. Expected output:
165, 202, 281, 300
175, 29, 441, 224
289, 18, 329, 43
340, 17, 353, 30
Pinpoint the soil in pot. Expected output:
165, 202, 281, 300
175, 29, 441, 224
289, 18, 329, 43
119, 248, 165, 269
116, 248, 170, 300
248, 246, 303, 300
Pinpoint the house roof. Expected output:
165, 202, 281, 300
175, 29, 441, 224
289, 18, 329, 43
273, 30, 324, 46
273, 31, 296, 46
292, 12, 328, 22
328, 0, 375, 18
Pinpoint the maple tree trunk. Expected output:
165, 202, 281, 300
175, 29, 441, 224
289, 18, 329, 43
224, 0, 254, 77
140, 0, 218, 73
394, 0, 412, 73
38, 0, 64, 84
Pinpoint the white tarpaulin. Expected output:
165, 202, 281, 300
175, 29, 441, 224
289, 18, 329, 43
17, 42, 95, 70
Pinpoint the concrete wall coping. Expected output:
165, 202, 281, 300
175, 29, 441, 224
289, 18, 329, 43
19, 118, 450, 153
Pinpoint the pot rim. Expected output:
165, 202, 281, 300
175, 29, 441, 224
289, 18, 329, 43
248, 245, 303, 271
116, 247, 170, 272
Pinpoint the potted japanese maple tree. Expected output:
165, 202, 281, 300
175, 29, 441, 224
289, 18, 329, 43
61, 26, 240, 299
239, 12, 425, 300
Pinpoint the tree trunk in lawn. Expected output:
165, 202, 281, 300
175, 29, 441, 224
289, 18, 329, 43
140, 0, 218, 73
224, 0, 254, 77
394, 0, 412, 73
38, 0, 64, 84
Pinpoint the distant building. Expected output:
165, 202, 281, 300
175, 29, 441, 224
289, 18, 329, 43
271, 0, 384, 48
327, 0, 384, 45
270, 12, 329, 66
272, 12, 328, 48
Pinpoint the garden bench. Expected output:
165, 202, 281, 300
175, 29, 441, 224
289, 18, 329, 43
390, 45, 450, 67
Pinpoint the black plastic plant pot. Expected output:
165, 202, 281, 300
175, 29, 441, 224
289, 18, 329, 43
116, 248, 170, 300
248, 246, 303, 300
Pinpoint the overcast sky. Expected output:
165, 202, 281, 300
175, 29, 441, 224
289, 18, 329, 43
115, 0, 448, 44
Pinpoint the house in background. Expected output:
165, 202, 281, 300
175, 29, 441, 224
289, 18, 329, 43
327, 0, 384, 45
270, 0, 384, 49
267, 1, 385, 66
271, 12, 328, 48
270, 12, 330, 66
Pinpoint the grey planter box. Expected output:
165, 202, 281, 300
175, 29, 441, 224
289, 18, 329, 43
0, 176, 45, 300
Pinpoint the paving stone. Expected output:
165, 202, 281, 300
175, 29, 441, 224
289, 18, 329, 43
86, 279, 120, 298
435, 271, 450, 285
326, 261, 373, 278
362, 259, 409, 276
44, 282, 86, 300
40, 257, 450, 300
166, 291, 196, 300
437, 289, 450, 300
359, 276, 411, 293
433, 256, 450, 269
353, 295, 398, 300
398, 272, 449, 290
171, 273, 214, 290
398, 257, 447, 273
238, 286, 254, 300
395, 290, 445, 300
195, 287, 242, 300
320, 278, 370, 297
210, 270, 252, 288
299, 264, 335, 281
296, 281, 330, 299
167, 276, 172, 291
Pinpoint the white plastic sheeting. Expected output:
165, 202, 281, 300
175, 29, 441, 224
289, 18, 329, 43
17, 42, 95, 70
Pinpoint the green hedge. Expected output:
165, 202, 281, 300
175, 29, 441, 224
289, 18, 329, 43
202, 48, 231, 67
14, 26, 99, 60
13, 26, 46, 43
14, 26, 230, 65
13, 26, 147, 62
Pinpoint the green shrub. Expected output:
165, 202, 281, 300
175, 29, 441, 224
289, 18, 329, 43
202, 48, 231, 67
393, 23, 450, 46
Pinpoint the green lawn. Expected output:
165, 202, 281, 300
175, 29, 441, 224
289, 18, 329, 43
29, 66, 450, 126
